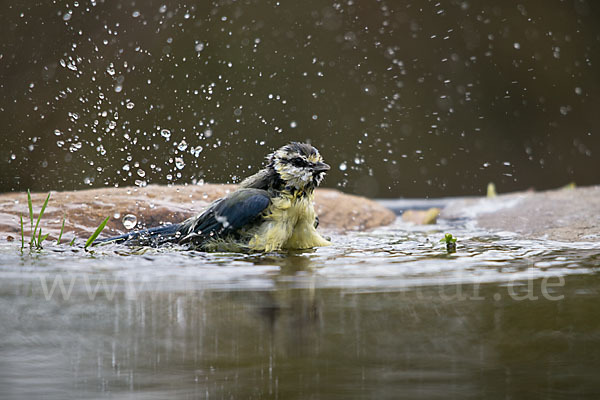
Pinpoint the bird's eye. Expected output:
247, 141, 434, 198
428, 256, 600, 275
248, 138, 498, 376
290, 157, 308, 168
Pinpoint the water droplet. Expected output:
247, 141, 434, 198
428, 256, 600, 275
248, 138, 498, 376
54, 129, 62, 136
69, 142, 82, 152
137, 168, 146, 178
339, 162, 347, 171
177, 140, 188, 151
175, 157, 185, 170
122, 214, 137, 230
513, 42, 521, 50
132, 10, 140, 18
290, 121, 297, 128
195, 42, 205, 52
191, 145, 203, 157
204, 128, 212, 138
159, 5, 167, 13
216, 215, 230, 228
161, 128, 171, 139
63, 11, 72, 21
126, 101, 135, 109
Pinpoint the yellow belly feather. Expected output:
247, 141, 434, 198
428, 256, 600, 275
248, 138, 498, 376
248, 191, 331, 252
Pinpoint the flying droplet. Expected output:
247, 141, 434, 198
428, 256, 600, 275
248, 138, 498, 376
122, 214, 137, 230
191, 145, 203, 157
161, 128, 171, 139
339, 162, 347, 171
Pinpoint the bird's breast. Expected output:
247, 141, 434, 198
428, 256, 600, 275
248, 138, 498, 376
248, 191, 330, 251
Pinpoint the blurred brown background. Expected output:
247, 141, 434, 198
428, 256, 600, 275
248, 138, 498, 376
1, 0, 598, 198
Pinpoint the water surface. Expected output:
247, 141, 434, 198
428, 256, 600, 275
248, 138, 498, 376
1, 217, 599, 399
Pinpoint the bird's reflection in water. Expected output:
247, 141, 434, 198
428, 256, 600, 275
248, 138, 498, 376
226, 251, 322, 356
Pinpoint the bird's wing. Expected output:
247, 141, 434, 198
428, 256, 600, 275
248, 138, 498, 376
178, 188, 271, 243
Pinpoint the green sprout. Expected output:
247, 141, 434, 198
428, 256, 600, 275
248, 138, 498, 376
31, 193, 50, 247
57, 216, 65, 245
38, 228, 50, 248
18, 191, 108, 252
84, 216, 110, 251
440, 233, 457, 244
23, 191, 51, 250
20, 214, 25, 252
440, 233, 457, 253
27, 190, 34, 240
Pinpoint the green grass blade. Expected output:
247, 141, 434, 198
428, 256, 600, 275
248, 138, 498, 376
40, 233, 50, 246
38, 229, 42, 249
57, 216, 65, 245
20, 214, 24, 252
27, 189, 34, 231
69, 237, 76, 246
85, 216, 110, 250
32, 193, 51, 245
27, 190, 35, 247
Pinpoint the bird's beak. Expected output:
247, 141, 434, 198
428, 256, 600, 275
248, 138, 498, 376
312, 162, 330, 172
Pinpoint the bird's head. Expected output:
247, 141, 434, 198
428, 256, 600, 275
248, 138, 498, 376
268, 142, 330, 191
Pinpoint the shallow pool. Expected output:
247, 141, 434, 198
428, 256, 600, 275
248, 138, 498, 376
1, 216, 599, 398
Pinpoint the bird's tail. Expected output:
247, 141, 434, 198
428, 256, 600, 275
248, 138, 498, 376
94, 223, 182, 247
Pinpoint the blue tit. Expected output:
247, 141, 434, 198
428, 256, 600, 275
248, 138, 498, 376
98, 142, 332, 252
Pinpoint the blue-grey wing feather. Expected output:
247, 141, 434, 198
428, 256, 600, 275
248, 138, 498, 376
178, 188, 270, 243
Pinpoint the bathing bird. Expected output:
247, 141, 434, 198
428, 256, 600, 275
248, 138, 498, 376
98, 142, 332, 252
